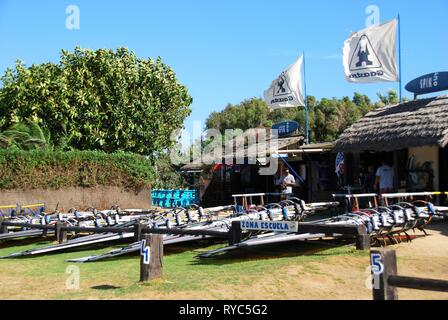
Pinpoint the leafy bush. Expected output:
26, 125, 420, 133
0, 149, 154, 193
0, 47, 192, 154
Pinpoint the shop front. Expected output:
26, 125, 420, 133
334, 95, 448, 203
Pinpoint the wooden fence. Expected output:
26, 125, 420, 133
370, 249, 448, 300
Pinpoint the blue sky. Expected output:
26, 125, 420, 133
0, 0, 447, 139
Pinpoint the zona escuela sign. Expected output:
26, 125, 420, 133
240, 220, 299, 233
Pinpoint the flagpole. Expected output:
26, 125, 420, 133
398, 14, 403, 103
303, 52, 309, 144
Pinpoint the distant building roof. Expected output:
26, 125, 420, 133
181, 135, 305, 171
334, 95, 448, 152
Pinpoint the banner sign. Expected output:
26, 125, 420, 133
405, 72, 448, 96
264, 56, 305, 109
272, 120, 300, 137
151, 189, 199, 208
335, 152, 345, 178
343, 19, 399, 83
240, 220, 299, 233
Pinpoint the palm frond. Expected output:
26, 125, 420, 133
0, 120, 52, 150
25, 119, 46, 141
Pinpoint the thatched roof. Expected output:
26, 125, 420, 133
334, 95, 448, 152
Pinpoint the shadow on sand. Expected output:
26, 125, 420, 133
189, 239, 356, 266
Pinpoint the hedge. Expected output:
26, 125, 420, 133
0, 149, 154, 193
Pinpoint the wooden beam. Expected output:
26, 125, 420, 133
296, 223, 360, 236
0, 222, 229, 238
388, 275, 448, 292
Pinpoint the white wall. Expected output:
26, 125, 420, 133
408, 146, 439, 190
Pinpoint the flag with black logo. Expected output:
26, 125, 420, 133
343, 19, 398, 83
264, 56, 305, 109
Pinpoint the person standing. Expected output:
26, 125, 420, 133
375, 160, 394, 194
276, 168, 296, 199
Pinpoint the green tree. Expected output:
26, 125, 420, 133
203, 92, 391, 144
205, 98, 271, 133
0, 47, 193, 156
376, 90, 399, 107
151, 152, 187, 189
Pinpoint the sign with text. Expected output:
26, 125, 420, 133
151, 189, 199, 208
405, 72, 448, 96
240, 220, 298, 233
272, 120, 300, 137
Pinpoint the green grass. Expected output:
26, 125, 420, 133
0, 238, 367, 300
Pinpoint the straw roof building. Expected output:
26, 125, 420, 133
334, 95, 448, 194
334, 95, 448, 152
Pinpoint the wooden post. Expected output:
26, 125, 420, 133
140, 234, 163, 282
60, 227, 67, 244
42, 226, 48, 237
134, 223, 142, 242
371, 249, 398, 300
229, 221, 242, 246
55, 222, 61, 242
55, 223, 67, 244
355, 224, 370, 250
0, 222, 7, 234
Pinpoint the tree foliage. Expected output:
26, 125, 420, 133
205, 92, 396, 143
376, 90, 399, 107
0, 47, 193, 155
151, 152, 187, 190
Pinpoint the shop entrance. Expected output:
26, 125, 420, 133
358, 151, 394, 193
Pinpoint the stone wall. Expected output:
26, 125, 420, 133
0, 186, 151, 211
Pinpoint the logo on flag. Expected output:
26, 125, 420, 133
273, 73, 292, 97
349, 35, 382, 71
264, 56, 305, 109
343, 19, 398, 83
335, 152, 345, 178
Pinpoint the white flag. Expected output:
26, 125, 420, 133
343, 19, 399, 83
264, 56, 305, 109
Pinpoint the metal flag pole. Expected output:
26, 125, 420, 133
303, 52, 309, 144
398, 14, 403, 103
